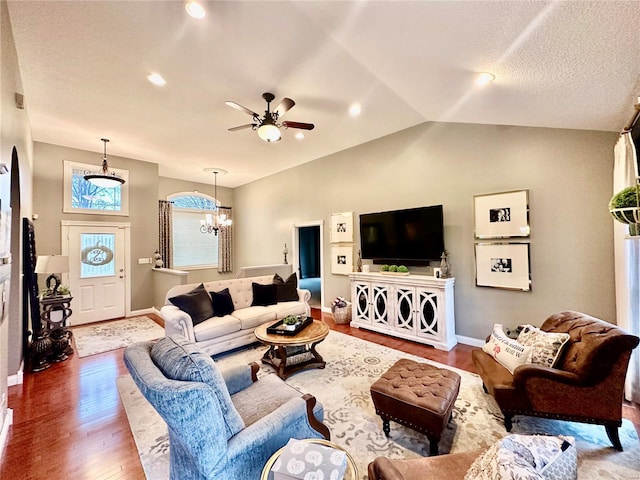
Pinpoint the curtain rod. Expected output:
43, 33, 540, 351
623, 102, 640, 133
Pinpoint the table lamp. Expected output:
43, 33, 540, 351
35, 255, 70, 297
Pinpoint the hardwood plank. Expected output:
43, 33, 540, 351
2, 309, 638, 480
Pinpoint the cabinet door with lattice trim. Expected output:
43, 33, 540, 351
394, 286, 416, 335
371, 283, 391, 328
352, 281, 371, 324
416, 287, 442, 342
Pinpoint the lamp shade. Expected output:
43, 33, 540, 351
35, 255, 70, 274
257, 123, 281, 142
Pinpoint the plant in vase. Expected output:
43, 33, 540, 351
610, 185, 640, 236
282, 315, 300, 330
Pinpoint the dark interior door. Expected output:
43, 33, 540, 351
299, 226, 320, 278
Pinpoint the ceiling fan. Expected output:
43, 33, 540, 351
225, 92, 315, 143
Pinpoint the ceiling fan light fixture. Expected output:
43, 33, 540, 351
185, 1, 206, 19
84, 138, 125, 187
258, 123, 281, 142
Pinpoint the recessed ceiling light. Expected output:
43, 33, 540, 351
147, 73, 167, 86
475, 72, 495, 87
349, 103, 362, 117
185, 1, 206, 19
294, 132, 305, 140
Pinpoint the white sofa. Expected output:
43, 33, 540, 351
161, 275, 311, 355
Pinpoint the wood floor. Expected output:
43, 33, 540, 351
2, 310, 639, 479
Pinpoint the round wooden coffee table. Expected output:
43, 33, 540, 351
254, 319, 329, 379
260, 438, 358, 480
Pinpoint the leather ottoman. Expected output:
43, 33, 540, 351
370, 358, 461, 455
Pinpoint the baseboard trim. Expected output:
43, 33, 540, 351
456, 335, 484, 347
8, 367, 23, 387
151, 307, 162, 317
130, 307, 154, 317
321, 306, 331, 314
0, 408, 13, 458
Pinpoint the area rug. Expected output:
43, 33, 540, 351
71, 316, 164, 358
117, 331, 640, 479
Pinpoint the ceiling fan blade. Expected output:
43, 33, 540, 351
274, 98, 295, 117
282, 121, 314, 131
225, 101, 259, 118
228, 124, 255, 131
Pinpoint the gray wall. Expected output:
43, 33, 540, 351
33, 142, 158, 311
1, 0, 35, 410
234, 122, 617, 339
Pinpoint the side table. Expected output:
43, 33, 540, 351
261, 438, 358, 480
40, 294, 74, 361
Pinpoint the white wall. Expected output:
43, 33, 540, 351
234, 121, 617, 339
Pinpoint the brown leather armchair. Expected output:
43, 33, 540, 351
368, 450, 482, 480
472, 311, 639, 451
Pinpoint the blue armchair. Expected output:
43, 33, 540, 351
124, 335, 330, 480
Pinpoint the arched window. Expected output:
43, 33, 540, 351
168, 192, 219, 268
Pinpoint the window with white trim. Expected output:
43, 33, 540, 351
168, 192, 219, 268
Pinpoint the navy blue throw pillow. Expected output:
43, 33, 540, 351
211, 288, 235, 317
169, 284, 213, 326
251, 283, 277, 306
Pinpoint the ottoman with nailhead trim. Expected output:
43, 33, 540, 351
370, 358, 461, 455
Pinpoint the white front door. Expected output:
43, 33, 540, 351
64, 223, 128, 325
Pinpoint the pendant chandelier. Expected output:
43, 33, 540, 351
84, 138, 125, 187
201, 168, 232, 235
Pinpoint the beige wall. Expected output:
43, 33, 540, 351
234, 122, 617, 340
33, 142, 159, 311
1, 0, 35, 425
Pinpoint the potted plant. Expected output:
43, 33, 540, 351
282, 315, 301, 331
609, 184, 640, 236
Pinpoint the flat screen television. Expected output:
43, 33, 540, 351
359, 205, 444, 266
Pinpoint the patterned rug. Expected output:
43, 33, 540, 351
116, 330, 640, 479
71, 316, 165, 358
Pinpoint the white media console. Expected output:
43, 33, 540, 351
349, 272, 456, 351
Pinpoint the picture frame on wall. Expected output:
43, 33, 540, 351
330, 211, 354, 243
331, 245, 353, 275
475, 242, 531, 291
474, 190, 529, 239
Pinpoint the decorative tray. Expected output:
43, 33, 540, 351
266, 316, 313, 336
379, 271, 410, 276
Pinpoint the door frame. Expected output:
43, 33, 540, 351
61, 220, 132, 319
292, 220, 327, 312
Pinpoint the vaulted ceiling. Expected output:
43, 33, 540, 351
7, 1, 640, 187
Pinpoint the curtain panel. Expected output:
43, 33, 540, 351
613, 132, 640, 403
218, 207, 233, 273
158, 200, 173, 269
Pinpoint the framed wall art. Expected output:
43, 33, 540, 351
475, 243, 531, 291
474, 190, 529, 239
331, 245, 353, 275
330, 211, 353, 243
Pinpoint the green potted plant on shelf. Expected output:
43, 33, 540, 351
609, 184, 640, 236
282, 315, 301, 331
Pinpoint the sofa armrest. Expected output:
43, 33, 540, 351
160, 304, 196, 342
513, 363, 581, 388
368, 457, 406, 480
222, 362, 259, 395
297, 288, 311, 316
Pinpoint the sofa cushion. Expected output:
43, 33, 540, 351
252, 282, 277, 306
193, 315, 242, 342
168, 283, 214, 326
464, 434, 576, 480
150, 335, 244, 439
517, 324, 570, 368
231, 306, 277, 330
273, 273, 299, 302
482, 324, 533, 374
211, 288, 235, 317
274, 301, 307, 318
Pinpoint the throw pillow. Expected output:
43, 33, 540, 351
273, 273, 299, 302
168, 283, 214, 326
210, 288, 235, 317
251, 282, 277, 306
517, 324, 570, 368
482, 324, 533, 374
150, 335, 245, 439
464, 434, 576, 480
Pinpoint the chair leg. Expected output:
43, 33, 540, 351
382, 419, 391, 438
504, 414, 513, 432
605, 424, 623, 451
482, 383, 488, 394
